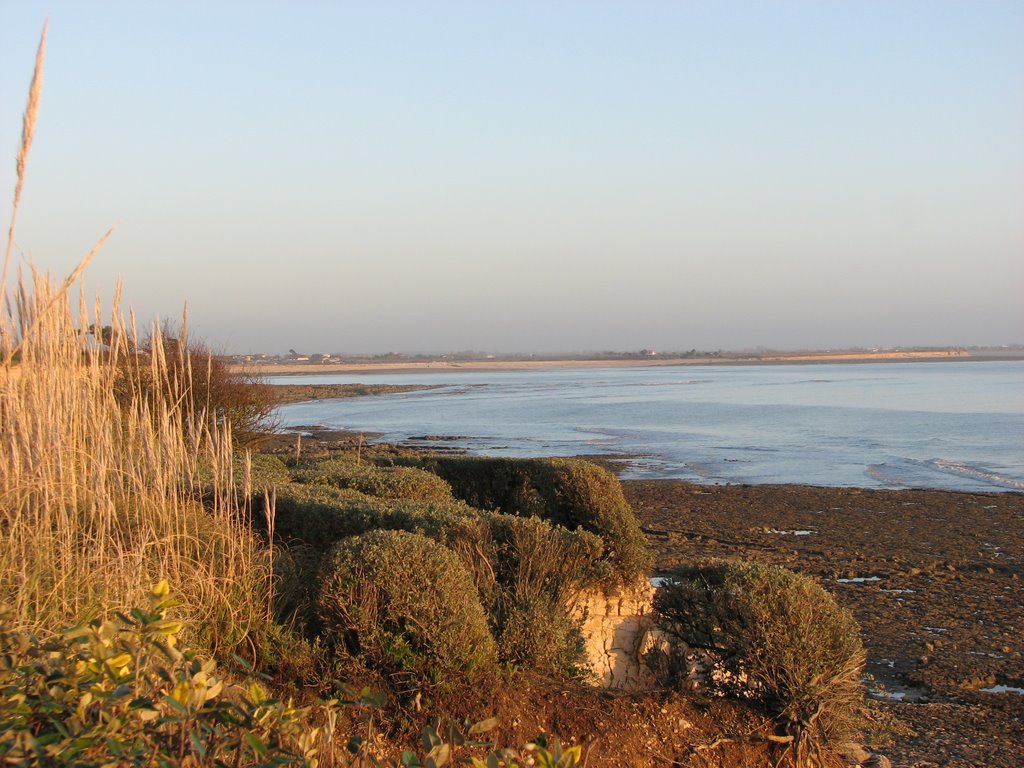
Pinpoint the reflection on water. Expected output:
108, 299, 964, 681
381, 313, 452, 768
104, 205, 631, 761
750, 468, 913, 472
275, 361, 1024, 492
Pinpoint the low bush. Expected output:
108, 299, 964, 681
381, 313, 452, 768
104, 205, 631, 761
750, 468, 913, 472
196, 452, 291, 498
653, 560, 866, 760
316, 530, 498, 701
240, 452, 291, 493
259, 483, 476, 550
293, 457, 455, 503
397, 457, 652, 585
446, 513, 603, 675
496, 593, 589, 678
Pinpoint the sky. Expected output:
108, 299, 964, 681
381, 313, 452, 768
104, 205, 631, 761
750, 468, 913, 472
2, 2, 1022, 355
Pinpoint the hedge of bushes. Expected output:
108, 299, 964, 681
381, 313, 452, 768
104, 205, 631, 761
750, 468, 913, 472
389, 457, 652, 585
256, 482, 477, 550
233, 454, 652, 687
292, 457, 456, 503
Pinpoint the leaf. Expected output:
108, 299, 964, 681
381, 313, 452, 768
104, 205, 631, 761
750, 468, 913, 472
151, 580, 170, 598
248, 680, 267, 703
107, 653, 132, 669
556, 746, 582, 767
61, 624, 92, 641
171, 681, 191, 706
147, 619, 183, 636
426, 743, 450, 768
422, 725, 442, 751
244, 733, 269, 756
190, 731, 207, 758
468, 717, 499, 736
446, 723, 466, 747
204, 679, 224, 701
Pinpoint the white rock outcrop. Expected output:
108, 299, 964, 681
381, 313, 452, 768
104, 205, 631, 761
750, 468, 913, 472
572, 580, 672, 689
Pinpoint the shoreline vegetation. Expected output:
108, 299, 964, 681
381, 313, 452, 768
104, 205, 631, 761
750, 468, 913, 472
230, 347, 1024, 377
271, 382, 443, 404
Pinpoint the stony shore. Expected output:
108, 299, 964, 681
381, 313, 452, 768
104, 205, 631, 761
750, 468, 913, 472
623, 479, 1023, 768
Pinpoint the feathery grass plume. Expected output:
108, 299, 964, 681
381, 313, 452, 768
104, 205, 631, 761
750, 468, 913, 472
2, 21, 48, 308
0, 269, 276, 659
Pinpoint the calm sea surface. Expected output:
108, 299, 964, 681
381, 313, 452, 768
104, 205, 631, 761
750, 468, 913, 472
273, 361, 1024, 492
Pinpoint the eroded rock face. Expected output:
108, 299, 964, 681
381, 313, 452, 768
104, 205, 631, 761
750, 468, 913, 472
572, 580, 671, 689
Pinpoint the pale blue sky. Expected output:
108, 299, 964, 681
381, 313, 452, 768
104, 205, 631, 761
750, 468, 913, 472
2, 2, 1022, 354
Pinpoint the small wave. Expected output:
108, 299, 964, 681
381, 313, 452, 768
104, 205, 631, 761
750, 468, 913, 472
927, 459, 1024, 490
867, 459, 1024, 491
865, 464, 908, 487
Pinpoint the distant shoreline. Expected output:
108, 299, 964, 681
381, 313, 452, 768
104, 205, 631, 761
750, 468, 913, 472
232, 348, 1022, 376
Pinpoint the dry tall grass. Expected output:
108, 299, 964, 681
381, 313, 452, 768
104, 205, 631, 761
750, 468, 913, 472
1, 23, 274, 657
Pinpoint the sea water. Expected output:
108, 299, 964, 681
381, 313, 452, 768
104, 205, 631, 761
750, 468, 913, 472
273, 361, 1024, 492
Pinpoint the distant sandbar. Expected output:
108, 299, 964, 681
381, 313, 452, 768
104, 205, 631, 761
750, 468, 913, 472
235, 349, 984, 376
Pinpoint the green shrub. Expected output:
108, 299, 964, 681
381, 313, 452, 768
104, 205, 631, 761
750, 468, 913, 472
496, 593, 589, 678
653, 560, 866, 757
238, 452, 291, 492
293, 456, 455, 503
316, 530, 498, 699
397, 457, 651, 585
446, 513, 602, 675
259, 482, 475, 551
191, 452, 290, 501
0, 582, 337, 767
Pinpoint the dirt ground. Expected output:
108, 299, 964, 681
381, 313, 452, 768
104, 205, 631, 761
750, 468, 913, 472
622, 479, 1023, 768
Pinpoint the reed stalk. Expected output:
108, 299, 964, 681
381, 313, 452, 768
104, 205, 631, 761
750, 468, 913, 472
1, 22, 274, 658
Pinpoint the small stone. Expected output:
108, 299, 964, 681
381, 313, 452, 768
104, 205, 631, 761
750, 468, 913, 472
863, 754, 893, 768
835, 742, 871, 765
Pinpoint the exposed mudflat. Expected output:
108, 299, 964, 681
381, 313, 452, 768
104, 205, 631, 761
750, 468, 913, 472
624, 480, 1024, 768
